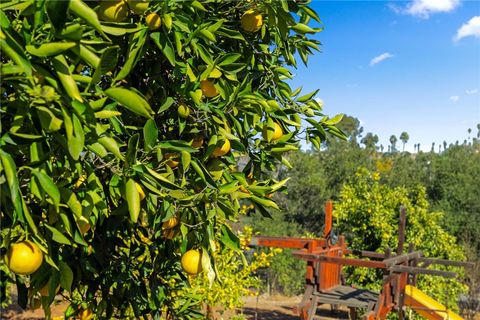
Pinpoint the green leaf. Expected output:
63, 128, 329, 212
297, 89, 319, 103
51, 54, 83, 102
150, 32, 175, 66
32, 170, 60, 209
26, 42, 76, 57
126, 178, 140, 223
45, 225, 72, 245
220, 224, 240, 250
323, 113, 344, 125
126, 134, 139, 167
98, 136, 124, 160
58, 261, 73, 292
115, 30, 146, 81
91, 46, 119, 86
143, 119, 158, 151
0, 149, 23, 220
36, 107, 63, 132
68, 0, 107, 38
104, 87, 153, 118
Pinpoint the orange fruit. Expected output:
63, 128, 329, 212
79, 308, 93, 320
164, 153, 179, 168
162, 216, 179, 229
98, 0, 129, 22
5, 241, 43, 275
146, 12, 161, 30
262, 122, 283, 141
241, 9, 263, 33
181, 250, 202, 275
200, 80, 218, 98
212, 139, 230, 157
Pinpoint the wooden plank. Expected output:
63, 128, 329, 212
250, 236, 327, 249
390, 265, 457, 278
418, 258, 474, 268
382, 251, 423, 267
293, 252, 387, 269
313, 285, 379, 309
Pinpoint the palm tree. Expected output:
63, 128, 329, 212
389, 135, 397, 152
399, 132, 409, 152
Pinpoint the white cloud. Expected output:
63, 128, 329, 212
450, 95, 460, 102
454, 16, 480, 41
466, 88, 478, 95
391, 0, 460, 18
370, 53, 394, 66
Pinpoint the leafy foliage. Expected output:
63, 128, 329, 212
334, 168, 467, 314
0, 0, 344, 318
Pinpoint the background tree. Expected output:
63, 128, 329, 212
399, 131, 409, 152
389, 134, 397, 152
360, 132, 378, 151
0, 1, 345, 318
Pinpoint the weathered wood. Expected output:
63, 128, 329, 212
390, 265, 457, 278
383, 251, 423, 267
249, 236, 326, 249
313, 285, 379, 309
418, 257, 474, 268
293, 251, 387, 269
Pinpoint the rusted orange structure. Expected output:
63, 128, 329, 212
249, 201, 472, 320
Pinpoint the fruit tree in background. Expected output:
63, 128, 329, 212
0, 0, 345, 318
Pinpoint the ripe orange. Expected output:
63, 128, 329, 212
162, 216, 179, 229
126, 0, 149, 14
5, 241, 43, 275
181, 249, 202, 275
212, 139, 231, 157
262, 122, 283, 141
98, 0, 129, 22
177, 102, 191, 118
241, 9, 263, 33
200, 80, 219, 98
79, 308, 93, 320
145, 12, 161, 30
164, 153, 179, 168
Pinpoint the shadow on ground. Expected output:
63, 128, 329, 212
242, 306, 350, 320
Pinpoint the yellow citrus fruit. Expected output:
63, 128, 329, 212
126, 0, 149, 14
136, 182, 146, 200
74, 175, 86, 189
200, 79, 219, 98
212, 139, 231, 157
206, 158, 224, 181
191, 136, 204, 148
5, 241, 43, 275
146, 12, 161, 30
241, 9, 263, 33
98, 0, 129, 22
164, 153, 179, 168
177, 102, 191, 118
162, 216, 179, 229
262, 122, 283, 141
181, 249, 202, 275
79, 308, 93, 320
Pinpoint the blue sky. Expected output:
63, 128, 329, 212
291, 0, 480, 151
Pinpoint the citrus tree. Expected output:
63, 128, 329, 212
0, 0, 345, 318
334, 168, 466, 315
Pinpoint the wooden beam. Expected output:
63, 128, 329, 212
250, 236, 327, 249
390, 265, 457, 278
418, 258, 474, 268
292, 251, 387, 269
383, 251, 423, 267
